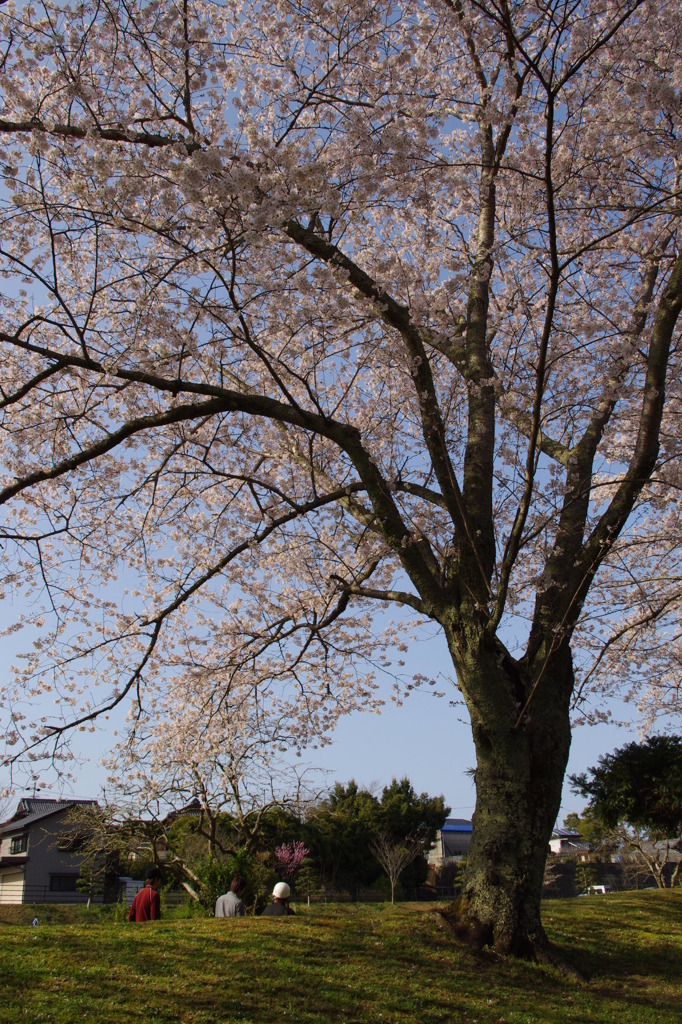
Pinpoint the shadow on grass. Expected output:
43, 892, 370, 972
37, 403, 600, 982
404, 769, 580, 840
1, 896, 680, 1024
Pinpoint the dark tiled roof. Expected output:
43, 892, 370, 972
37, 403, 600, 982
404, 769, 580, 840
2, 799, 98, 834
16, 797, 96, 817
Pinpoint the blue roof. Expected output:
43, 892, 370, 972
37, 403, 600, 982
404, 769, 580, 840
441, 818, 472, 833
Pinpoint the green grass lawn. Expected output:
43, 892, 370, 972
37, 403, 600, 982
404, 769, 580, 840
0, 892, 680, 1024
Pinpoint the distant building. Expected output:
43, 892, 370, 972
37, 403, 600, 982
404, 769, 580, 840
0, 796, 98, 904
549, 827, 592, 860
428, 818, 473, 866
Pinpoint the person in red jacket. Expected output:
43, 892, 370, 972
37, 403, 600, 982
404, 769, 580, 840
128, 867, 162, 922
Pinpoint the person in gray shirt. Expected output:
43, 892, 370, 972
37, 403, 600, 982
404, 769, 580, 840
215, 875, 247, 917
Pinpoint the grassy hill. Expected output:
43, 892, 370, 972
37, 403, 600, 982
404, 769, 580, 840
0, 892, 679, 1023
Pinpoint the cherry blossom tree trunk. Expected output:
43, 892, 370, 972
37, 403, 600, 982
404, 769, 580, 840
447, 642, 574, 956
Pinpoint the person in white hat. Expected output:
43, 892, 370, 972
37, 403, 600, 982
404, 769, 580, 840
260, 881, 295, 917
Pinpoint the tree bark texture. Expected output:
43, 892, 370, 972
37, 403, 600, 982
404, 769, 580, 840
442, 633, 574, 957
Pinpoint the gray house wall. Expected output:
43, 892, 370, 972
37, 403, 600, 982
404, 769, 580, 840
25, 815, 89, 895
0, 800, 98, 904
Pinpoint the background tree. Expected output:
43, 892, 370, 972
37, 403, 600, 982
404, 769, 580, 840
561, 809, 619, 862
570, 736, 682, 841
63, 797, 282, 908
1, 0, 682, 959
304, 778, 448, 892
614, 825, 681, 889
60, 801, 167, 898
58, 804, 122, 908
574, 862, 601, 895
295, 859, 321, 907
370, 829, 428, 904
101, 673, 320, 857
304, 782, 384, 890
541, 858, 562, 898
562, 811, 607, 850
571, 735, 682, 889
0, 784, 13, 825
274, 840, 310, 886
376, 777, 449, 892
251, 805, 308, 858
97, 684, 320, 905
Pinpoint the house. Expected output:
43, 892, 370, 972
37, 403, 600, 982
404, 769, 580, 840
549, 827, 592, 860
0, 796, 98, 904
428, 818, 473, 866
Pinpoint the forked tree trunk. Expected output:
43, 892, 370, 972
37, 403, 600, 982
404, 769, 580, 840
443, 639, 574, 959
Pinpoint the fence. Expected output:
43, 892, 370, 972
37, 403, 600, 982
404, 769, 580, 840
296, 886, 455, 904
1, 882, 457, 907
161, 886, 456, 909
0, 885, 106, 905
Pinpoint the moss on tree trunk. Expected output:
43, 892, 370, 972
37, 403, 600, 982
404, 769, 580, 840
443, 633, 574, 958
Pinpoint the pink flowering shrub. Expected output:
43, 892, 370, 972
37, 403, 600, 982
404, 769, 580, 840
274, 841, 309, 884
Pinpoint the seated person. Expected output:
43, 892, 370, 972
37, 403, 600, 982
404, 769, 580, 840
128, 867, 162, 922
215, 875, 247, 918
260, 881, 295, 916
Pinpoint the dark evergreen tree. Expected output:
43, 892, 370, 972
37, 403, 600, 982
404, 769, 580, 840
570, 736, 682, 840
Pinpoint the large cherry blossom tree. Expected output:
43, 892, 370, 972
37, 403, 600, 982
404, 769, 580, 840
1, 0, 681, 958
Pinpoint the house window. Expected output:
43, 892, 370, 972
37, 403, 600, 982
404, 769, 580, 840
49, 874, 80, 892
10, 835, 28, 854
